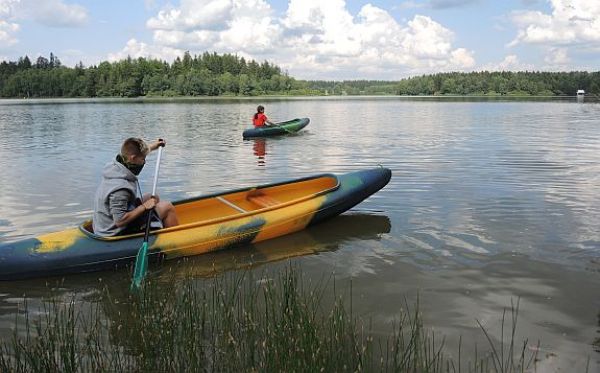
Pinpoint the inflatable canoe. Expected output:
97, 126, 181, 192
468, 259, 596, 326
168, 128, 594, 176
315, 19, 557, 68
0, 167, 391, 280
243, 118, 309, 138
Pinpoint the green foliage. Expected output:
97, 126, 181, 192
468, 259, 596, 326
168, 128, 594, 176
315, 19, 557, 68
305, 71, 600, 96
0, 52, 300, 98
2, 52, 598, 97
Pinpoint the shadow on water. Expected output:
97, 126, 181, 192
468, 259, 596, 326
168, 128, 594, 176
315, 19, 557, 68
0, 213, 391, 316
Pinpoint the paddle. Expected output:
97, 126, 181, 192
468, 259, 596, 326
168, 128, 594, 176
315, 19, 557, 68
131, 142, 164, 291
271, 122, 295, 134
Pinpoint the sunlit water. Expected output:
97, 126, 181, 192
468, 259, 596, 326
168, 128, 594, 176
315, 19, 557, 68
0, 97, 599, 369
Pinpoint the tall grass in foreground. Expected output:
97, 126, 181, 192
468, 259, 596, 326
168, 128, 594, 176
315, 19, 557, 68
0, 266, 538, 372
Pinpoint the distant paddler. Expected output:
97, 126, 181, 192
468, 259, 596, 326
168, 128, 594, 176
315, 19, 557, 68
253, 105, 275, 127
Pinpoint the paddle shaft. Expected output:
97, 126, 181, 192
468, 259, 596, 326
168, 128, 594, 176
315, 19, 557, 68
276, 124, 293, 133
143, 145, 163, 238
270, 122, 294, 134
132, 143, 164, 290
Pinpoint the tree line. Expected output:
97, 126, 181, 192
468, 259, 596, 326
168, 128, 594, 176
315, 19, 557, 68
307, 71, 600, 96
1, 52, 598, 98
0, 52, 301, 98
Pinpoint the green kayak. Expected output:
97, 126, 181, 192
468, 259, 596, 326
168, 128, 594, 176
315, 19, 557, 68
243, 118, 309, 138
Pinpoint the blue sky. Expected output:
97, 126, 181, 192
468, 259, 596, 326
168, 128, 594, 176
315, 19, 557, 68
1, 0, 598, 79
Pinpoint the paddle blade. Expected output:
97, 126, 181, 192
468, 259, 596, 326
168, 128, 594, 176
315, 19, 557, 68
131, 241, 149, 290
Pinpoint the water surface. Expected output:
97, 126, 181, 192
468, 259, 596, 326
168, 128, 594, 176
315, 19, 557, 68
0, 97, 599, 370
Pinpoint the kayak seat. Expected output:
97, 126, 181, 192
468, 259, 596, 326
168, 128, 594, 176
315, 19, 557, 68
247, 193, 280, 209
82, 221, 94, 233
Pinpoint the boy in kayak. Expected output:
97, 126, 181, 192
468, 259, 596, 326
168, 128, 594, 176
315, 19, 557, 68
253, 105, 275, 127
92, 137, 179, 236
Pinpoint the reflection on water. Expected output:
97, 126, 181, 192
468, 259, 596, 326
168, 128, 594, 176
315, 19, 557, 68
159, 212, 391, 279
252, 138, 267, 166
0, 213, 390, 302
0, 97, 599, 368
0, 213, 391, 341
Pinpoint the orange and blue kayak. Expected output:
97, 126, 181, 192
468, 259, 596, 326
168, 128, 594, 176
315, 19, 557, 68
243, 118, 309, 138
0, 167, 391, 280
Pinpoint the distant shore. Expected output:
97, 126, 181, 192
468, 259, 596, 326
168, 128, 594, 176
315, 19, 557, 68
0, 94, 597, 103
2, 53, 598, 99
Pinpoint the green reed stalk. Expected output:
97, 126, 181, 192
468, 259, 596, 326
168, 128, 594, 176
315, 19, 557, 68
1, 265, 540, 372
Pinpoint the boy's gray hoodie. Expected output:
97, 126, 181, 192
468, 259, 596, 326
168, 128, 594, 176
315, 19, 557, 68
92, 159, 139, 236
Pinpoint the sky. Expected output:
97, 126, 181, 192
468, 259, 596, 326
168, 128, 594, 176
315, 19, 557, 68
0, 0, 599, 80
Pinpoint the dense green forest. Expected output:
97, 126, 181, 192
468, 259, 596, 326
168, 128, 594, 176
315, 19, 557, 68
0, 52, 300, 97
310, 71, 600, 96
1, 52, 598, 98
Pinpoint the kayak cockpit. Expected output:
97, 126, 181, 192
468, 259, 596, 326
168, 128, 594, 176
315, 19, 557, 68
79, 220, 142, 240
173, 174, 338, 225
79, 174, 339, 241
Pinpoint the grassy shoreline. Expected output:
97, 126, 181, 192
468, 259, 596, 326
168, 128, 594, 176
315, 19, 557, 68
0, 266, 542, 372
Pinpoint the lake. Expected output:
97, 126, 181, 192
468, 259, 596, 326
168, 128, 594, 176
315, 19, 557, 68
0, 96, 599, 370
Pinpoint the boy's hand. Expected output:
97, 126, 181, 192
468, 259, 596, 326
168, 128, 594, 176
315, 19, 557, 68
149, 139, 166, 151
143, 197, 157, 211
141, 193, 160, 203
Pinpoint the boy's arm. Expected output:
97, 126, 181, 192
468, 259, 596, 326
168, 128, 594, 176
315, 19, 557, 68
148, 138, 166, 152
110, 190, 156, 228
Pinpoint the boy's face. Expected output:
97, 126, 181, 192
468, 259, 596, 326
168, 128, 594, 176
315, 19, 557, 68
124, 153, 146, 176
128, 154, 146, 166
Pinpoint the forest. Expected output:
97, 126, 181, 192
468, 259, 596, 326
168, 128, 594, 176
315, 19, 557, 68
0, 52, 299, 97
0, 52, 598, 98
310, 71, 600, 96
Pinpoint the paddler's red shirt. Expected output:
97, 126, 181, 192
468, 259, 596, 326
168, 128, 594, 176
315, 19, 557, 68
253, 113, 268, 127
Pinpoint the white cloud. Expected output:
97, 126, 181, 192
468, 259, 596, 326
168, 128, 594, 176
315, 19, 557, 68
123, 0, 475, 79
450, 48, 475, 67
509, 0, 600, 47
153, 29, 216, 49
0, 0, 18, 17
0, 0, 14, 16
404, 15, 453, 59
147, 0, 233, 31
0, 19, 19, 46
543, 47, 570, 67
281, 1, 475, 77
25, 0, 88, 27
218, 14, 280, 53
147, 0, 280, 53
0, 0, 87, 48
480, 54, 535, 71
107, 38, 183, 63
398, 0, 478, 10
0, 0, 19, 47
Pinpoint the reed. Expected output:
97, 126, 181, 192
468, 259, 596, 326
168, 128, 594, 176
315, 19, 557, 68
0, 266, 538, 372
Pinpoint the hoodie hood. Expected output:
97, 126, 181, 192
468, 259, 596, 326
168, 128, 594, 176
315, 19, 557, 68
102, 159, 138, 182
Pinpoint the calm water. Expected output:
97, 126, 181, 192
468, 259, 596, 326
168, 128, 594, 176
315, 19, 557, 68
0, 97, 599, 370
